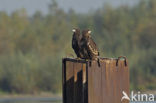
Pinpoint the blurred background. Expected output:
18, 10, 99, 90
0, 0, 155, 100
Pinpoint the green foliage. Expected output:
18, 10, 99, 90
0, 0, 155, 94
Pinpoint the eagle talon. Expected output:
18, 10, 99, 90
76, 57, 81, 60
97, 58, 101, 67
85, 59, 89, 62
89, 61, 92, 67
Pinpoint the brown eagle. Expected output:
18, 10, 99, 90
81, 29, 100, 61
72, 28, 83, 58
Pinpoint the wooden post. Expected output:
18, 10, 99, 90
62, 57, 130, 103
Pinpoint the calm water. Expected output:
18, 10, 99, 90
0, 97, 155, 103
0, 97, 62, 103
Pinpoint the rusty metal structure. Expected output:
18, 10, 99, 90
62, 57, 129, 103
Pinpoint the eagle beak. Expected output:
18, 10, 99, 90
72, 29, 76, 32
88, 30, 91, 34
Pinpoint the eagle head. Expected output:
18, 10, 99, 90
82, 29, 91, 38
72, 28, 80, 35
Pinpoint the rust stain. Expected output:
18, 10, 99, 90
62, 58, 129, 103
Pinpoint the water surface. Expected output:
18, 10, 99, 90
0, 97, 155, 103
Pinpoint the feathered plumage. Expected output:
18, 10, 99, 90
81, 29, 99, 60
72, 28, 83, 58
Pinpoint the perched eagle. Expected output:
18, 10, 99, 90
81, 29, 100, 60
72, 28, 83, 58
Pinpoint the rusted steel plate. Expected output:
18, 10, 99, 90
100, 60, 117, 103
63, 58, 87, 103
109, 60, 116, 103
82, 63, 88, 103
117, 60, 123, 103
73, 62, 83, 103
101, 60, 108, 103
88, 61, 102, 103
62, 59, 65, 103
65, 61, 74, 103
112, 60, 118, 103
62, 58, 129, 103
88, 62, 93, 103
121, 60, 130, 103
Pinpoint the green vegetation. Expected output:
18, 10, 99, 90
0, 0, 155, 94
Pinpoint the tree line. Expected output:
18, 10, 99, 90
0, 0, 155, 93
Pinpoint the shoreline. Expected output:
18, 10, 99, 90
0, 92, 61, 98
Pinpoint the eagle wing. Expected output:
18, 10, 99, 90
72, 33, 81, 58
87, 38, 99, 57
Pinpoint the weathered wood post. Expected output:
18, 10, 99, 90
62, 57, 129, 103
